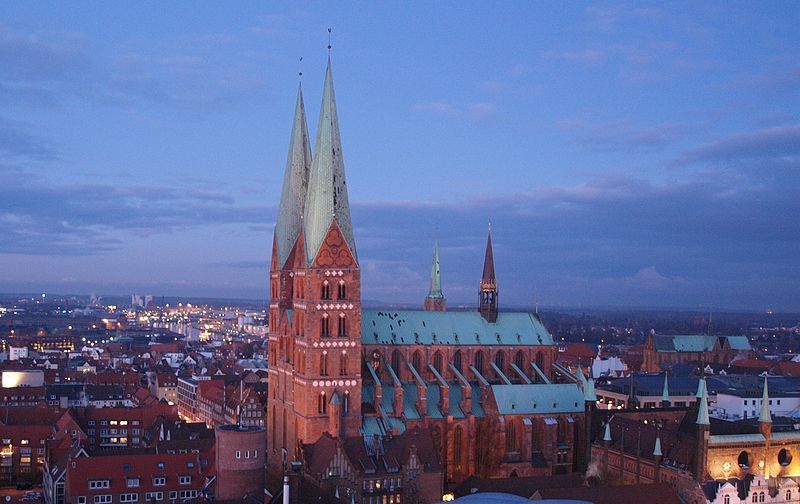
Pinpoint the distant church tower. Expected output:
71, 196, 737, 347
479, 224, 498, 322
424, 237, 446, 311
268, 58, 362, 477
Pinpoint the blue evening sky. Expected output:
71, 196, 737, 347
1, 2, 798, 310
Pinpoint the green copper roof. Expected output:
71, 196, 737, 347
492, 383, 584, 415
275, 83, 311, 268
426, 237, 444, 299
697, 378, 710, 425
304, 58, 357, 264
361, 309, 554, 346
653, 334, 752, 352
759, 375, 772, 424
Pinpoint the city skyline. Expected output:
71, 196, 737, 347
1, 3, 799, 310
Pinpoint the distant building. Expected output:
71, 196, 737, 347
642, 334, 754, 372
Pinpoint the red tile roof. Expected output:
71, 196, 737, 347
67, 451, 207, 495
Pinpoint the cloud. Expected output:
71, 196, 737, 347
542, 49, 607, 65
674, 124, 800, 166
556, 118, 689, 150
0, 117, 59, 161
413, 101, 496, 121
0, 170, 272, 256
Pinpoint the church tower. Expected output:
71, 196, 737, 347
479, 224, 498, 322
268, 57, 362, 476
268, 81, 311, 474
424, 237, 446, 311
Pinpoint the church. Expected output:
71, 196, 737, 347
266, 57, 594, 504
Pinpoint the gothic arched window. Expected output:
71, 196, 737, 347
337, 314, 347, 337
391, 350, 401, 372
412, 350, 422, 371
343, 391, 350, 414
337, 281, 346, 300
320, 351, 328, 376
321, 314, 330, 338
433, 351, 443, 375
506, 421, 517, 452
474, 351, 485, 375
453, 350, 462, 373
495, 351, 505, 375
321, 281, 331, 300
453, 425, 464, 470
339, 351, 348, 376
514, 350, 525, 371
319, 391, 327, 414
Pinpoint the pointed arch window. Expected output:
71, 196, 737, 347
535, 352, 545, 378
474, 351, 485, 375
433, 351, 443, 375
337, 281, 346, 300
453, 350, 462, 373
318, 391, 327, 414
453, 425, 464, 470
343, 391, 350, 414
514, 351, 525, 371
321, 281, 331, 300
320, 351, 328, 376
339, 351, 348, 376
506, 421, 517, 453
412, 350, 422, 371
495, 351, 505, 374
321, 314, 330, 338
338, 314, 347, 337
391, 350, 401, 372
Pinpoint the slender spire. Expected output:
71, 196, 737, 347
661, 371, 670, 403
695, 375, 706, 399
759, 375, 772, 424
275, 83, 312, 268
304, 57, 357, 264
653, 434, 662, 457
479, 222, 498, 322
427, 237, 444, 299
481, 223, 496, 289
696, 377, 710, 425
603, 421, 612, 442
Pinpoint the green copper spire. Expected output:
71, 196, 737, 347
304, 57, 357, 264
275, 83, 312, 268
603, 421, 612, 442
584, 378, 597, 402
653, 435, 662, 457
696, 377, 710, 425
426, 237, 444, 299
759, 375, 772, 424
695, 375, 706, 399
661, 372, 670, 403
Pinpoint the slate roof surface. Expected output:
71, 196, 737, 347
361, 309, 553, 347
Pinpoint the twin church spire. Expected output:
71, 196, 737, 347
275, 58, 357, 268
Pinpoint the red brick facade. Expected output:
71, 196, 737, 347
268, 221, 363, 475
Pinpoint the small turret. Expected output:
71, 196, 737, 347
424, 237, 446, 311
759, 375, 772, 442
